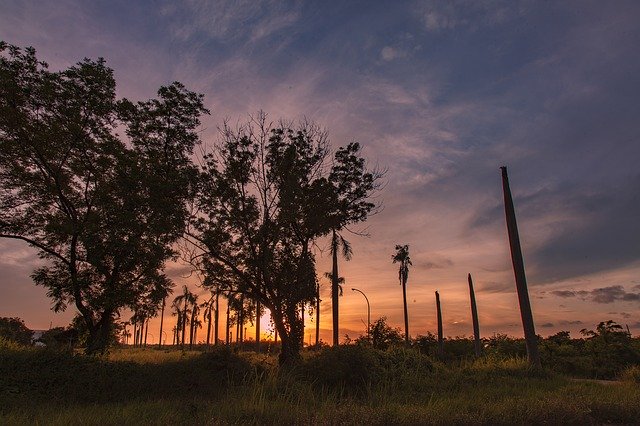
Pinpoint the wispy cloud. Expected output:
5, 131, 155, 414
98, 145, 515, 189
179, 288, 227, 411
551, 286, 640, 304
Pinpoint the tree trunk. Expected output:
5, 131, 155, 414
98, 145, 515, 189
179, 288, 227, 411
85, 312, 113, 355
315, 282, 320, 345
225, 301, 230, 346
214, 290, 220, 345
144, 318, 149, 346
181, 301, 188, 350
256, 298, 261, 353
331, 229, 339, 346
501, 166, 541, 367
274, 307, 303, 366
206, 307, 212, 347
402, 276, 409, 345
158, 297, 165, 348
468, 273, 481, 357
133, 320, 138, 347
435, 291, 443, 357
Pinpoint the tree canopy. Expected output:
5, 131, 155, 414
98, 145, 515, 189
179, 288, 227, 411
186, 114, 381, 364
0, 42, 208, 353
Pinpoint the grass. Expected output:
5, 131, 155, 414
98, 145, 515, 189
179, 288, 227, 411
1, 341, 639, 425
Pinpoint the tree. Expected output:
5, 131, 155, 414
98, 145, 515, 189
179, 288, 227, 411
172, 285, 195, 349
330, 231, 352, 346
392, 244, 412, 345
368, 317, 403, 350
185, 114, 381, 364
0, 43, 206, 353
0, 317, 33, 345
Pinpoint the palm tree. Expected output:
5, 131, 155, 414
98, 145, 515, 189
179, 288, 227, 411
392, 244, 412, 345
157, 296, 166, 348
330, 230, 352, 346
189, 294, 201, 349
173, 285, 195, 349
201, 295, 215, 347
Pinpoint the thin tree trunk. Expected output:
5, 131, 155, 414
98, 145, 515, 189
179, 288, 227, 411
158, 297, 165, 348
331, 229, 339, 346
402, 276, 409, 345
468, 273, 481, 357
144, 318, 149, 346
206, 306, 211, 347
301, 302, 305, 346
225, 301, 230, 346
501, 166, 541, 367
133, 321, 138, 347
214, 290, 220, 345
181, 300, 188, 350
256, 298, 261, 353
315, 282, 320, 345
435, 291, 443, 357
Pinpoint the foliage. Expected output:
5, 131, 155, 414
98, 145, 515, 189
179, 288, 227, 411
0, 317, 33, 345
0, 43, 207, 353
187, 114, 381, 364
2, 344, 640, 425
365, 316, 403, 350
300, 345, 384, 394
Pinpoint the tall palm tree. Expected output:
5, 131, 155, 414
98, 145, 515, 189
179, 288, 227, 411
189, 294, 200, 349
201, 295, 215, 347
392, 244, 412, 345
330, 230, 352, 346
173, 285, 195, 349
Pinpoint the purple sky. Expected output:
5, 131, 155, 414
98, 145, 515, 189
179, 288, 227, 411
1, 0, 639, 342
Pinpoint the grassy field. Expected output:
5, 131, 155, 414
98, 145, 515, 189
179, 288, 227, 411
1, 340, 639, 425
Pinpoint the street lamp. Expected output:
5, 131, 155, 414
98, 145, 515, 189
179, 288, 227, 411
351, 288, 370, 339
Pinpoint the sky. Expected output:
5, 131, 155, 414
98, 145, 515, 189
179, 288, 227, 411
1, 0, 639, 343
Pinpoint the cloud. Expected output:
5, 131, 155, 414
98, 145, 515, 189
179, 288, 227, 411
550, 286, 640, 304
160, 0, 301, 44
540, 322, 554, 328
380, 46, 407, 61
558, 320, 583, 326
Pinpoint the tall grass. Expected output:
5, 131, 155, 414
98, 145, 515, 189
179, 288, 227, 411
2, 340, 639, 425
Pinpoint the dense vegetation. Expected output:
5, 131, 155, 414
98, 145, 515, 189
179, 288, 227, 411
1, 337, 639, 425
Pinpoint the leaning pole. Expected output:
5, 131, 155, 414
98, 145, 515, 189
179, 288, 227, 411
500, 166, 541, 367
467, 273, 481, 357
435, 290, 444, 357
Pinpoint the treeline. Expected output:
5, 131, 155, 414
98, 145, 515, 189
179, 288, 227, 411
0, 42, 381, 363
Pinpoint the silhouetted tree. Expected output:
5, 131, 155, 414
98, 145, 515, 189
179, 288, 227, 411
185, 114, 381, 364
369, 317, 403, 350
330, 231, 352, 346
392, 244, 412, 345
0, 43, 207, 354
173, 285, 195, 348
500, 166, 540, 367
0, 317, 33, 345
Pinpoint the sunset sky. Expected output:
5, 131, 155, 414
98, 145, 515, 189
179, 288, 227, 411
1, 0, 639, 343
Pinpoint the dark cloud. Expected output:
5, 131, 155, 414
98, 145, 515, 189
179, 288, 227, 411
422, 258, 454, 270
558, 320, 583, 325
540, 322, 554, 328
550, 285, 640, 304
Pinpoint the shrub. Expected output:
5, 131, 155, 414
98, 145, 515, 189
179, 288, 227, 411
620, 365, 640, 384
301, 345, 383, 393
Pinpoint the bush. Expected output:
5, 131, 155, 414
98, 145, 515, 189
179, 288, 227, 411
301, 345, 383, 393
620, 365, 640, 384
0, 317, 33, 345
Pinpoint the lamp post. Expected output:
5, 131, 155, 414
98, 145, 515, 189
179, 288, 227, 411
351, 288, 370, 339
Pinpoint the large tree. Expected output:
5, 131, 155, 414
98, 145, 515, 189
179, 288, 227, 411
185, 114, 380, 364
0, 43, 207, 353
